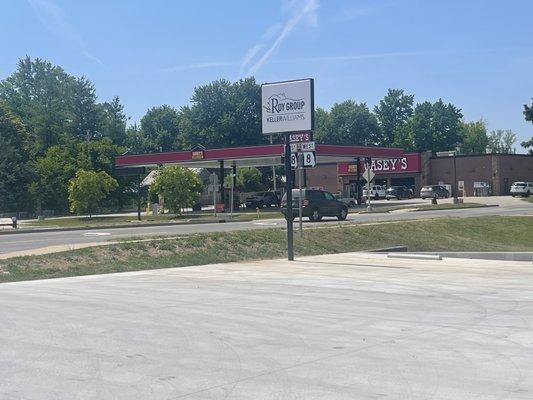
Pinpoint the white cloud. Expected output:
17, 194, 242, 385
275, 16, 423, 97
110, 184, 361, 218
240, 0, 320, 77
28, 0, 105, 67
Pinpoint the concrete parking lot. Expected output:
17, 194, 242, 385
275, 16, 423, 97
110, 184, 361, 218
1, 253, 533, 399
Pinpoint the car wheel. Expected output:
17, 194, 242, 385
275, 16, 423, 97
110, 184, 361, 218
527, 191, 531, 198
309, 208, 321, 222
337, 207, 348, 221
374, 194, 379, 200
386, 198, 390, 201
349, 201, 355, 207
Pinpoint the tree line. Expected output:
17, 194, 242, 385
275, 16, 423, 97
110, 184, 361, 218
1, 56, 531, 214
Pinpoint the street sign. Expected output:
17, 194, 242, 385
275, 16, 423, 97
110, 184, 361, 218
362, 168, 375, 182
290, 141, 315, 153
291, 151, 316, 169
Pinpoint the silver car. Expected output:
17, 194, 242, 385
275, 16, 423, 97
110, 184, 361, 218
420, 185, 450, 199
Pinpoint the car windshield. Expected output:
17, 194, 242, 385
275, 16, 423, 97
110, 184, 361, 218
513, 183, 526, 187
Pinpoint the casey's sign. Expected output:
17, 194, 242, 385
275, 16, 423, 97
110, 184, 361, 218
338, 153, 421, 175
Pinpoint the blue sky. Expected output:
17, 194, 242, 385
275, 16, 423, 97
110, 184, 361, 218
1, 0, 532, 149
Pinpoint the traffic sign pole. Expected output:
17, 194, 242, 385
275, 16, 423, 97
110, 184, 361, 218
298, 152, 304, 238
284, 133, 294, 261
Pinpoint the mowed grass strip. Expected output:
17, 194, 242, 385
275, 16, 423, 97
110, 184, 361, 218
1, 216, 532, 283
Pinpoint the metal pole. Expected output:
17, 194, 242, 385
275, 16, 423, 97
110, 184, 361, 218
366, 157, 372, 212
298, 153, 303, 238
230, 169, 234, 218
270, 135, 277, 192
137, 176, 141, 221
219, 160, 225, 209
453, 153, 458, 203
356, 157, 362, 205
284, 133, 294, 261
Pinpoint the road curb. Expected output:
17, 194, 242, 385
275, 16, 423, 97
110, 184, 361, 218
0, 218, 255, 236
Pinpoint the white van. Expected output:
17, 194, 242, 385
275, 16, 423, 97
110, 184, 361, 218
363, 185, 386, 200
510, 182, 533, 197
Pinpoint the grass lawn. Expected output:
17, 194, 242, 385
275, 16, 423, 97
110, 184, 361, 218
20, 210, 283, 228
1, 216, 532, 283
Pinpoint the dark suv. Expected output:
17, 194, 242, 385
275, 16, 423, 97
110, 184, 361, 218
385, 186, 412, 200
281, 189, 348, 222
245, 191, 280, 209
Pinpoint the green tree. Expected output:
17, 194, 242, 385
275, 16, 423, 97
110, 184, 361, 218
76, 137, 124, 174
100, 96, 127, 146
522, 99, 533, 154
374, 89, 414, 146
524, 99, 533, 122
0, 57, 73, 155
179, 78, 265, 148
150, 166, 203, 214
224, 167, 264, 191
314, 107, 330, 143
460, 120, 489, 155
0, 101, 31, 212
487, 129, 517, 154
69, 76, 101, 144
32, 146, 76, 213
393, 100, 463, 153
68, 170, 118, 217
139, 105, 180, 152
315, 100, 380, 145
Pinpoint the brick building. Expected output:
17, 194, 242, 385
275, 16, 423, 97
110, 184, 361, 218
305, 152, 533, 197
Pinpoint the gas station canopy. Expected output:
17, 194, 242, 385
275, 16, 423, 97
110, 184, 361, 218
115, 144, 405, 170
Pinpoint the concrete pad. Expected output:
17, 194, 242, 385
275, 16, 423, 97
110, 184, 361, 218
1, 253, 533, 399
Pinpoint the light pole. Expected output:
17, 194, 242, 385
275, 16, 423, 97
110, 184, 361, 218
436, 150, 458, 204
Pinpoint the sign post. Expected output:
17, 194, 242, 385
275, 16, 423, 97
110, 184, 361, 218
262, 78, 314, 261
436, 150, 459, 204
298, 152, 304, 238
363, 157, 375, 212
284, 133, 295, 260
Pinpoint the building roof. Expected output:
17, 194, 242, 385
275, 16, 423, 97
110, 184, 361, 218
115, 144, 405, 169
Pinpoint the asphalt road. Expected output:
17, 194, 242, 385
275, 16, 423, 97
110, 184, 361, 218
1, 199, 532, 255
1, 252, 532, 399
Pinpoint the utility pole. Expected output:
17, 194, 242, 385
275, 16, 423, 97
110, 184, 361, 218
270, 135, 277, 192
284, 133, 294, 261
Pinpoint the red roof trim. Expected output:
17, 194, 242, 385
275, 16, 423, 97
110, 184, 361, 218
115, 144, 405, 167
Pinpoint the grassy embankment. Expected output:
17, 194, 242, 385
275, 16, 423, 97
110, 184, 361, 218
20, 210, 281, 228
1, 216, 532, 283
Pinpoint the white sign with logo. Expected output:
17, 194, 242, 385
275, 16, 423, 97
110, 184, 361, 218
261, 79, 314, 134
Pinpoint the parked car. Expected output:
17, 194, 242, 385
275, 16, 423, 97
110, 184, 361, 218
362, 185, 386, 200
420, 185, 450, 199
245, 191, 280, 209
281, 189, 348, 222
510, 182, 533, 197
385, 186, 412, 200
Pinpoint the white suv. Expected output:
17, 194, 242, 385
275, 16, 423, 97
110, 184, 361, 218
510, 182, 533, 197
363, 185, 386, 200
